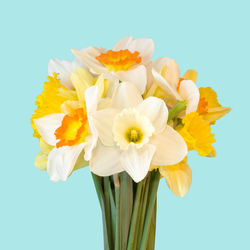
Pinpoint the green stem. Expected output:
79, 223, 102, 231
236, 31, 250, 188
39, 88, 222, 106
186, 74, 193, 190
91, 173, 110, 250
127, 180, 144, 250
135, 175, 150, 248
120, 172, 133, 250
146, 199, 157, 250
114, 174, 120, 250
103, 177, 114, 250
139, 171, 160, 250
167, 100, 187, 122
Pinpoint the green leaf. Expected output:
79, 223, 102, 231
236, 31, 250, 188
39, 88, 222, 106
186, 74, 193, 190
103, 177, 114, 250
135, 175, 150, 248
104, 177, 116, 246
127, 180, 144, 250
114, 174, 120, 250
146, 199, 157, 250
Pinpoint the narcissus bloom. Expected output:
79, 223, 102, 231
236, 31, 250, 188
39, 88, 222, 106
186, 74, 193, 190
197, 87, 231, 124
89, 82, 188, 182
151, 57, 200, 114
31, 64, 110, 181
33, 85, 99, 181
72, 36, 154, 94
178, 112, 215, 156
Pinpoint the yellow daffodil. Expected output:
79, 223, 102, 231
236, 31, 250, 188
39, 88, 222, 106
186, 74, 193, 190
197, 87, 231, 124
72, 36, 155, 94
177, 112, 215, 156
31, 73, 78, 138
151, 57, 200, 114
159, 157, 192, 197
89, 82, 187, 183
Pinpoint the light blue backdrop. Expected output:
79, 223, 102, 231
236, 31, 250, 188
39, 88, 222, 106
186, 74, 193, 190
1, 0, 249, 249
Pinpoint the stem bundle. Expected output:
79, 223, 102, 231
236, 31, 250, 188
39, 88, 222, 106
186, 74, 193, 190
92, 170, 160, 250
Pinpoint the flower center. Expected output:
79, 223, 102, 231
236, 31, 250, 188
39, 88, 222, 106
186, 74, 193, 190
96, 49, 141, 72
55, 108, 89, 148
197, 97, 208, 115
125, 127, 143, 143
113, 108, 154, 150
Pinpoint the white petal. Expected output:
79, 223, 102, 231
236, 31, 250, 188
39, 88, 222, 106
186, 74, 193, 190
83, 134, 98, 161
145, 63, 154, 90
84, 85, 99, 159
153, 57, 180, 89
111, 81, 143, 109
72, 47, 108, 75
115, 65, 147, 94
127, 38, 154, 65
151, 125, 187, 166
90, 141, 124, 176
153, 57, 172, 72
152, 69, 181, 100
85, 85, 99, 115
104, 78, 119, 99
179, 80, 200, 114
113, 36, 133, 51
122, 144, 156, 183
47, 143, 85, 182
48, 58, 82, 90
136, 97, 168, 134
92, 108, 119, 146
34, 113, 65, 146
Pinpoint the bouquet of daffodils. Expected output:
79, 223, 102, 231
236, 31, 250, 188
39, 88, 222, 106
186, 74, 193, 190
31, 37, 231, 250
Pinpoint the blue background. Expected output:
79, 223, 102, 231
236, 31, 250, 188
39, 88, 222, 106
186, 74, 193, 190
1, 0, 249, 249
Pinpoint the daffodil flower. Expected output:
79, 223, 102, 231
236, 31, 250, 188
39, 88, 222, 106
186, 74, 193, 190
197, 87, 231, 124
177, 112, 216, 156
33, 85, 99, 182
71, 36, 154, 95
89, 82, 188, 183
151, 57, 200, 114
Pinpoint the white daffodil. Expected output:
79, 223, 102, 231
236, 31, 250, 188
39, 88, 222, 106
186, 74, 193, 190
151, 57, 200, 114
89, 82, 187, 183
33, 85, 99, 182
71, 36, 154, 95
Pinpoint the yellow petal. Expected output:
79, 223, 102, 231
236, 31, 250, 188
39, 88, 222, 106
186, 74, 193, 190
72, 150, 89, 172
143, 82, 176, 109
34, 152, 48, 171
159, 157, 192, 197
61, 100, 81, 115
40, 138, 54, 154
183, 69, 198, 83
199, 87, 220, 108
207, 147, 216, 157
202, 106, 232, 124
178, 112, 216, 156
70, 67, 94, 106
31, 73, 77, 138
94, 74, 110, 98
